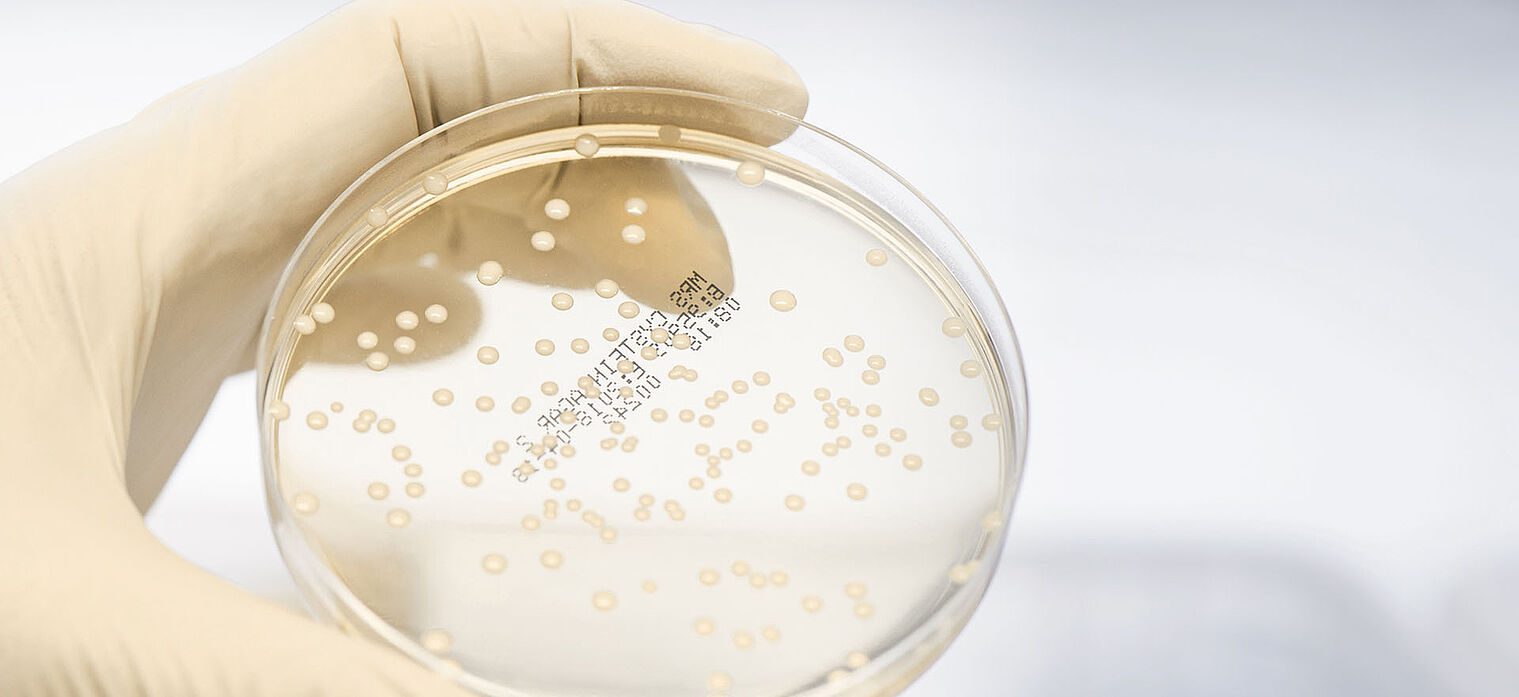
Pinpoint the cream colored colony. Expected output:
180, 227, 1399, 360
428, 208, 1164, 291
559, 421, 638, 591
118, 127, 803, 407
268, 129, 1005, 697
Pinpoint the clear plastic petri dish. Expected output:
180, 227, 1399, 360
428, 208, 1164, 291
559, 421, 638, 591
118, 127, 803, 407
257, 87, 1027, 697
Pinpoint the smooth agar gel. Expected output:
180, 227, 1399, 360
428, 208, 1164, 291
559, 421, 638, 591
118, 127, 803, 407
259, 88, 1026, 697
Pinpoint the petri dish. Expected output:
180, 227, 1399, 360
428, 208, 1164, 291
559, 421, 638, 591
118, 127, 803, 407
258, 87, 1027, 697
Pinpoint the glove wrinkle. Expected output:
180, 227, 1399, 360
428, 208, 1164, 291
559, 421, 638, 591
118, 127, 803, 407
389, 16, 429, 138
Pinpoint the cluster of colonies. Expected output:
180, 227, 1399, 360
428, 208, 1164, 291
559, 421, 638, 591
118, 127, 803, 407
271, 132, 1002, 696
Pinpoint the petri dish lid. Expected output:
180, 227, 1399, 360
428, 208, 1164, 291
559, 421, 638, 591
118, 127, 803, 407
258, 87, 1027, 697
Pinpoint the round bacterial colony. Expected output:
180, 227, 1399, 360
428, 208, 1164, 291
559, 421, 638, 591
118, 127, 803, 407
261, 99, 1022, 697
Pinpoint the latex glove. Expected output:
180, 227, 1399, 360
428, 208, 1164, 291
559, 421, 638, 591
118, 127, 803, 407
0, 0, 806, 694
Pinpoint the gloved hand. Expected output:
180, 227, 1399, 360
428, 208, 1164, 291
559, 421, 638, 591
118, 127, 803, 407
0, 1, 806, 694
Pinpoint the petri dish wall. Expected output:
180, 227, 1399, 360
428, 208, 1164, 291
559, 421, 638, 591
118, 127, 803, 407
257, 87, 1028, 697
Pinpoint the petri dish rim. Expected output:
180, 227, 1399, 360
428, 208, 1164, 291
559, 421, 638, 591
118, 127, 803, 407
255, 86, 1029, 697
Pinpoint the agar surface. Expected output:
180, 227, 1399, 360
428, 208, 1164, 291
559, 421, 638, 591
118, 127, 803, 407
267, 129, 1008, 697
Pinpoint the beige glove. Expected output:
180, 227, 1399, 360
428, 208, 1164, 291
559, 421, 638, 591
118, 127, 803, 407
0, 1, 806, 694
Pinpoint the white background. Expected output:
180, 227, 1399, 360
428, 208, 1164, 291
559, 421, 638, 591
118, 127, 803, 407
2, 1, 1517, 695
